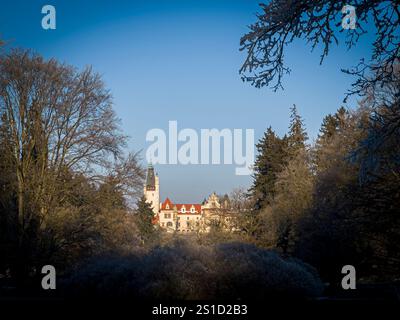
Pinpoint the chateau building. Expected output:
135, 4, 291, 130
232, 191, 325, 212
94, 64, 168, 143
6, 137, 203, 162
143, 165, 229, 233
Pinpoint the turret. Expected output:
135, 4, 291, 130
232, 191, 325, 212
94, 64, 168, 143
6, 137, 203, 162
144, 164, 160, 214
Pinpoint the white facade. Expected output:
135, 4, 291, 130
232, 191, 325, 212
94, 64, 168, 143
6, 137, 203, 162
158, 206, 176, 231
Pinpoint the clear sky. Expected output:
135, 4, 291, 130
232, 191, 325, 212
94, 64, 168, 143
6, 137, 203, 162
0, 0, 374, 202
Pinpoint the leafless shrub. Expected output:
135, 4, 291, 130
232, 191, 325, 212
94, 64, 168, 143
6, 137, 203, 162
61, 240, 323, 300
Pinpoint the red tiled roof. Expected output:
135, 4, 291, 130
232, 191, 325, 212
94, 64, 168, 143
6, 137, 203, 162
161, 197, 174, 210
160, 198, 201, 214
175, 204, 202, 214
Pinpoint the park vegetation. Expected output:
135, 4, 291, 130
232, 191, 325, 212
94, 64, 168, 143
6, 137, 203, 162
0, 0, 399, 299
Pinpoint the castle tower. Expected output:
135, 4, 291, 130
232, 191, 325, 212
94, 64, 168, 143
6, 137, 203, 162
144, 164, 160, 214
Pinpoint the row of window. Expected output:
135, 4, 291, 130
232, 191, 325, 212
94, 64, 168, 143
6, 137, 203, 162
164, 204, 200, 214
160, 221, 200, 228
178, 221, 200, 227
163, 214, 201, 220
160, 222, 174, 227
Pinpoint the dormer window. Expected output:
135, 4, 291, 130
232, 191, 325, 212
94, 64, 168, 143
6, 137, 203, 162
181, 207, 186, 213
190, 206, 195, 213
166, 204, 169, 209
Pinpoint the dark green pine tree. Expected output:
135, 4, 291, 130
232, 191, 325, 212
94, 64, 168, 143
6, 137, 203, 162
334, 106, 348, 131
314, 106, 349, 169
135, 196, 157, 243
318, 114, 338, 141
287, 104, 308, 157
250, 126, 288, 210
317, 106, 348, 143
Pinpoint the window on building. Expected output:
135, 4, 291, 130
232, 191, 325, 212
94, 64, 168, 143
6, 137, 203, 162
166, 222, 173, 227
181, 207, 186, 213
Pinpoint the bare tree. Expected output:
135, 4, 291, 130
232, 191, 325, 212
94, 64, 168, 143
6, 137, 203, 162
101, 152, 146, 208
228, 187, 252, 213
240, 0, 399, 98
352, 65, 400, 182
0, 49, 127, 241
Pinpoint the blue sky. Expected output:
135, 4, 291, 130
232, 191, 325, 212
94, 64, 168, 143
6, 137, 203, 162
0, 0, 374, 202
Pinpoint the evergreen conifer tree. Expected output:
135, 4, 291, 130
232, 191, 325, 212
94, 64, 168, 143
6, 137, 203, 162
136, 196, 157, 243
287, 104, 308, 157
250, 127, 287, 210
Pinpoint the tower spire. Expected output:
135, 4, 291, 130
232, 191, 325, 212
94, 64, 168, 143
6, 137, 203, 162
145, 163, 155, 190
144, 164, 160, 214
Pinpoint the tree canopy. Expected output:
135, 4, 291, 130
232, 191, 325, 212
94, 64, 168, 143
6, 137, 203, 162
240, 0, 400, 97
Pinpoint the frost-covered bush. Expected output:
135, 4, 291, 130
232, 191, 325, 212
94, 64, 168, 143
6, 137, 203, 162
61, 240, 323, 299
214, 242, 323, 299
138, 240, 216, 299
